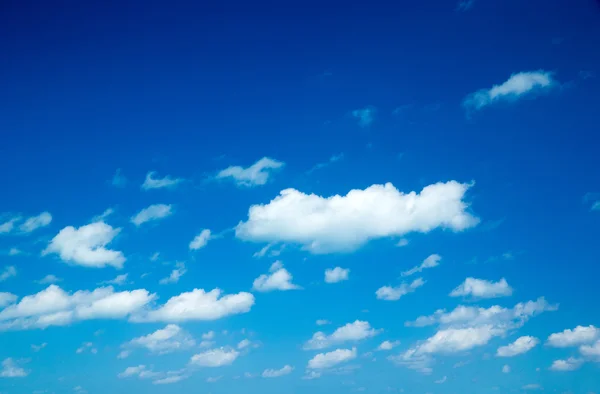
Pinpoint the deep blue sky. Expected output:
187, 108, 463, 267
1, 0, 600, 393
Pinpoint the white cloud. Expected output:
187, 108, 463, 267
92, 208, 114, 222
36, 274, 62, 284
450, 278, 513, 299
435, 376, 447, 384
252, 262, 301, 292
142, 171, 183, 190
304, 320, 380, 350
376, 278, 425, 301
8, 247, 21, 256
0, 266, 17, 282
316, 319, 331, 326
153, 375, 187, 385
131, 204, 173, 227
547, 325, 599, 347
43, 222, 125, 269
0, 285, 155, 331
419, 325, 502, 354
102, 274, 128, 286
134, 288, 254, 322
189, 229, 211, 250
401, 254, 441, 277
307, 347, 357, 369
496, 336, 539, 357
502, 364, 510, 373
76, 342, 97, 354
325, 267, 349, 283
579, 340, 600, 359
236, 181, 478, 254
377, 340, 400, 351
237, 339, 251, 349
352, 106, 376, 127
159, 262, 186, 285
463, 70, 556, 111
262, 365, 293, 378
19, 212, 52, 233
126, 324, 195, 354
549, 357, 583, 371
31, 342, 47, 352
0, 358, 28, 378
118, 365, 161, 379
0, 217, 19, 234
302, 370, 321, 380
117, 350, 130, 359
190, 347, 239, 367
216, 157, 284, 187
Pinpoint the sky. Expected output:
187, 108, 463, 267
1, 0, 600, 393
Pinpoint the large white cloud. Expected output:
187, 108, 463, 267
126, 324, 195, 354
0, 285, 155, 331
304, 320, 380, 350
190, 347, 239, 367
236, 181, 478, 253
450, 278, 513, 299
216, 157, 284, 187
131, 204, 173, 227
401, 254, 441, 277
307, 348, 357, 369
463, 70, 556, 111
546, 325, 599, 348
134, 288, 254, 322
376, 278, 425, 301
43, 222, 125, 269
252, 261, 301, 292
496, 336, 539, 357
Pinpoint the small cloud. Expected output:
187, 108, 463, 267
262, 365, 293, 378
376, 278, 425, 301
307, 153, 344, 174
216, 157, 284, 187
0, 265, 17, 282
111, 169, 127, 188
0, 358, 28, 378
522, 384, 542, 391
324, 267, 349, 283
19, 212, 52, 233
8, 248, 22, 256
36, 274, 62, 284
502, 365, 510, 373
252, 262, 301, 292
352, 106, 376, 127
316, 319, 331, 326
434, 376, 447, 384
377, 340, 400, 351
131, 204, 173, 227
31, 343, 47, 352
101, 274, 129, 286
159, 262, 186, 285
450, 277, 513, 299
456, 0, 476, 11
401, 254, 441, 277
76, 342, 97, 354
549, 357, 583, 372
396, 238, 409, 247
189, 229, 211, 250
92, 208, 114, 222
141, 172, 183, 190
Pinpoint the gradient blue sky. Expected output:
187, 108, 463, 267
1, 0, 600, 393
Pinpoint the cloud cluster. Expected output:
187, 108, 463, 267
236, 181, 478, 253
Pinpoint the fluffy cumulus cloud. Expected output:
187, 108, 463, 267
579, 340, 600, 359
324, 267, 349, 283
377, 340, 400, 351
141, 171, 183, 190
189, 229, 211, 250
252, 261, 301, 292
262, 365, 293, 378
0, 358, 28, 378
463, 70, 556, 111
125, 324, 195, 354
236, 181, 479, 254
376, 278, 425, 301
134, 288, 254, 322
401, 254, 441, 277
0, 285, 155, 331
549, 357, 584, 371
43, 222, 125, 269
131, 204, 173, 226
546, 325, 599, 347
304, 320, 380, 350
216, 157, 284, 187
19, 212, 52, 233
450, 278, 513, 299
307, 347, 357, 369
496, 336, 539, 357
190, 347, 239, 367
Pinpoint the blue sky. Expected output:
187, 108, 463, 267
1, 0, 600, 393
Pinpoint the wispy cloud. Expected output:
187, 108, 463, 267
216, 157, 284, 187
307, 154, 344, 174
352, 106, 376, 127
141, 172, 184, 190
111, 169, 127, 188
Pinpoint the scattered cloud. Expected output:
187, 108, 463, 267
450, 278, 513, 299
0, 266, 17, 282
118, 365, 162, 380
0, 358, 28, 378
262, 365, 293, 378
101, 274, 129, 286
236, 181, 478, 254
352, 106, 376, 127
376, 278, 425, 301
325, 267, 349, 283
377, 340, 400, 351
496, 336, 539, 357
36, 274, 62, 285
549, 357, 584, 371
307, 347, 357, 369
401, 254, 441, 277
76, 342, 97, 354
502, 364, 511, 373
159, 262, 187, 285
304, 320, 381, 350
142, 171, 183, 190
216, 157, 284, 187
132, 287, 254, 322
0, 217, 20, 234
131, 204, 173, 227
19, 212, 52, 233
190, 347, 239, 367
463, 70, 557, 112
547, 325, 599, 347
252, 261, 301, 292
43, 222, 125, 269
126, 324, 195, 354
189, 229, 211, 250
